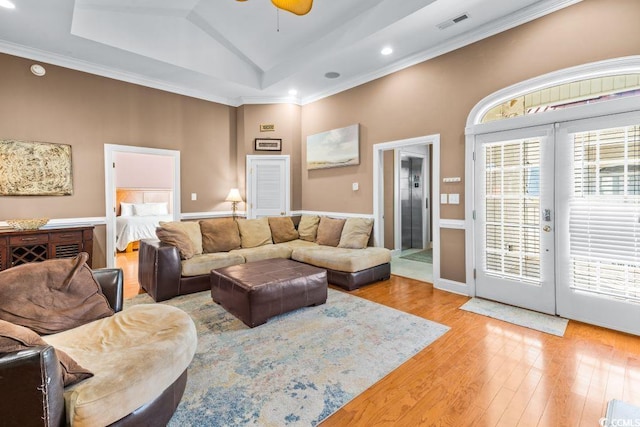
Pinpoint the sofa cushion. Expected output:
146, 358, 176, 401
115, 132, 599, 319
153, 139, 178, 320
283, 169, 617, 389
338, 217, 374, 249
291, 246, 391, 273
230, 245, 293, 263
0, 253, 114, 335
237, 218, 273, 248
0, 319, 93, 386
315, 217, 346, 247
200, 218, 241, 253
181, 252, 245, 277
297, 215, 320, 242
277, 239, 319, 249
268, 217, 299, 243
156, 226, 196, 260
43, 304, 197, 427
157, 221, 203, 259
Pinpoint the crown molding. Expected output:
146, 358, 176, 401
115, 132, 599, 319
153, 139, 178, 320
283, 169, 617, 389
0, 40, 242, 107
237, 96, 302, 106
301, 0, 583, 105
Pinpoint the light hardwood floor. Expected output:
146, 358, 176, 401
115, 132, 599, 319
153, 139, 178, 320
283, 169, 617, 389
118, 252, 640, 426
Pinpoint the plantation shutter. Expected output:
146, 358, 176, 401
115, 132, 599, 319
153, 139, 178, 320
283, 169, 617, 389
569, 125, 640, 301
255, 163, 282, 211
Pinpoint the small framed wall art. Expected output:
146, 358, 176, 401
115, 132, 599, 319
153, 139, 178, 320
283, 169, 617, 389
255, 138, 282, 151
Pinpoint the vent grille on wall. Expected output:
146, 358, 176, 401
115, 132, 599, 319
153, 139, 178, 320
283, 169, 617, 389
437, 13, 469, 30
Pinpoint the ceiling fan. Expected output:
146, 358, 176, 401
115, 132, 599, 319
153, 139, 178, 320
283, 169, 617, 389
236, 0, 313, 16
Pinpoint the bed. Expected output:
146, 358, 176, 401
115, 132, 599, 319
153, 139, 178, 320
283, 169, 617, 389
116, 188, 173, 252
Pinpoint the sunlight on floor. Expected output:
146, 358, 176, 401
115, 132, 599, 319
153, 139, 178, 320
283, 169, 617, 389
390, 248, 433, 283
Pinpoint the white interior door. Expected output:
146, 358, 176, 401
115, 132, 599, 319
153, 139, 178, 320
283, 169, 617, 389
556, 112, 640, 335
474, 126, 556, 314
246, 155, 290, 219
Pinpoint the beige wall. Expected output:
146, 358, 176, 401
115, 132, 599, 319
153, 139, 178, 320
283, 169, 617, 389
236, 103, 302, 210
299, 0, 640, 282
0, 53, 237, 267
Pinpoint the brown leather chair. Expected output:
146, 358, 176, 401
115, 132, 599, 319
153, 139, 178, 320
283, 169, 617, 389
0, 268, 187, 427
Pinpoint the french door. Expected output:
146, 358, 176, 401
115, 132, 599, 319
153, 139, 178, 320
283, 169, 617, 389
474, 112, 640, 334
474, 126, 556, 314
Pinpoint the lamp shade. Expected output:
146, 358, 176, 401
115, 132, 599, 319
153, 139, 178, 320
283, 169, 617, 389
225, 188, 243, 203
271, 0, 312, 16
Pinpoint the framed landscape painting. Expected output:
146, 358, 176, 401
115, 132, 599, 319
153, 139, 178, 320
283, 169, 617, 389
307, 124, 359, 170
0, 139, 73, 196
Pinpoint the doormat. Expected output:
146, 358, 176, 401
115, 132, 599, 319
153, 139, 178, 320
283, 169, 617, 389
399, 249, 432, 264
459, 298, 568, 337
604, 399, 640, 426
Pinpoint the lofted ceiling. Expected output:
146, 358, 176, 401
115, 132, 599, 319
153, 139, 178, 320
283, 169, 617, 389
0, 0, 580, 106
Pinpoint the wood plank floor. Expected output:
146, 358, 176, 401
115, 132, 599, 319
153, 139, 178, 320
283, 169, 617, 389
118, 252, 640, 426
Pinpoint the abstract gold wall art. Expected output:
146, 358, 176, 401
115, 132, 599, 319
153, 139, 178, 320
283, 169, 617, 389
0, 139, 73, 196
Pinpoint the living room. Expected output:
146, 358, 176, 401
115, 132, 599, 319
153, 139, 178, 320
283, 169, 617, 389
1, 0, 640, 425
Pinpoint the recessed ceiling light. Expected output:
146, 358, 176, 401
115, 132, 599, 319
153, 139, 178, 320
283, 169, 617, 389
0, 0, 15, 9
288, 89, 298, 96
30, 64, 46, 77
324, 72, 341, 79
381, 47, 393, 56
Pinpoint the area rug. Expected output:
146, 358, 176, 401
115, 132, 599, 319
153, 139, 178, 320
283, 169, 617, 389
126, 289, 449, 426
604, 399, 640, 426
459, 298, 568, 337
399, 249, 433, 263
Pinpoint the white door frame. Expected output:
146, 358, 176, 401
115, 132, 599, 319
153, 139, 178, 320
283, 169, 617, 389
104, 144, 181, 268
395, 149, 430, 251
245, 155, 291, 219
373, 134, 441, 288
465, 56, 640, 298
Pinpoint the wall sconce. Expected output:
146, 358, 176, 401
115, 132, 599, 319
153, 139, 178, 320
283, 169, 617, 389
225, 188, 243, 219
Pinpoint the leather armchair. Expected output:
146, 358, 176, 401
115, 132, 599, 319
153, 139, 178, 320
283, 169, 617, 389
0, 268, 123, 427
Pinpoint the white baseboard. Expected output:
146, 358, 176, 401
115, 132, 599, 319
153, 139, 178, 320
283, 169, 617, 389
434, 278, 470, 296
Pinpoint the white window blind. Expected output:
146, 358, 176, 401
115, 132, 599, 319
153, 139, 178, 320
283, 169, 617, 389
569, 125, 640, 302
483, 138, 541, 283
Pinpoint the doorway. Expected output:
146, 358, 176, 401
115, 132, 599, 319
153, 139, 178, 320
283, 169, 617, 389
398, 150, 430, 251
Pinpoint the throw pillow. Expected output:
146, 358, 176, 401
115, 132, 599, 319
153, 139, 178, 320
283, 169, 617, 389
119, 202, 134, 216
0, 319, 93, 386
156, 227, 195, 260
315, 217, 346, 247
268, 217, 299, 243
298, 215, 320, 242
0, 253, 114, 335
158, 221, 203, 255
236, 218, 273, 248
200, 218, 241, 253
338, 217, 374, 249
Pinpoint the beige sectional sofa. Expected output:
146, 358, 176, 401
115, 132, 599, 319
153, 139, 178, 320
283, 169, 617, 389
139, 215, 391, 302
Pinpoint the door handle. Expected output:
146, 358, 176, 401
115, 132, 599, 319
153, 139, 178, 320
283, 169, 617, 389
543, 225, 552, 232
543, 209, 552, 222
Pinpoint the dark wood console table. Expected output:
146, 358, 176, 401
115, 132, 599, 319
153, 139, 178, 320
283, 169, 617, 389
0, 226, 94, 271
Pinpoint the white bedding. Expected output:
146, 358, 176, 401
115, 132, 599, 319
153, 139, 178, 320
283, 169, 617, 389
116, 215, 172, 251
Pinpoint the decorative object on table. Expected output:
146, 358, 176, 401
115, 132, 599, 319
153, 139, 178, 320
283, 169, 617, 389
0, 139, 73, 196
5, 218, 49, 230
225, 188, 243, 218
254, 138, 282, 151
307, 124, 360, 170
125, 288, 449, 426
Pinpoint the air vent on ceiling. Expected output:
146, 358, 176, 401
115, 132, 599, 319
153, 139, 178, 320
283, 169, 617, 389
437, 13, 469, 30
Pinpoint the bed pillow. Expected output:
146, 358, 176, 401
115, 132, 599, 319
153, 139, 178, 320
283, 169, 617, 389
315, 217, 346, 247
298, 215, 320, 242
158, 221, 203, 255
119, 202, 134, 216
236, 218, 273, 248
268, 217, 299, 243
133, 202, 169, 216
0, 319, 93, 386
0, 253, 114, 335
338, 217, 374, 249
200, 218, 242, 253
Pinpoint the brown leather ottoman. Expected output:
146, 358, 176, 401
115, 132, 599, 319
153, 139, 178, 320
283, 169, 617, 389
210, 258, 328, 327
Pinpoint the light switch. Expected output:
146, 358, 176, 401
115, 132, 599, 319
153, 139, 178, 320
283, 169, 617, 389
352, 182, 359, 191
191, 193, 197, 201
449, 193, 460, 204
441, 194, 448, 204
